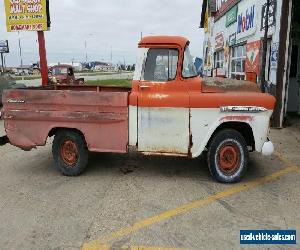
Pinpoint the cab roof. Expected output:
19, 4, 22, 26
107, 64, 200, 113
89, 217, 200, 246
51, 64, 72, 68
139, 36, 189, 48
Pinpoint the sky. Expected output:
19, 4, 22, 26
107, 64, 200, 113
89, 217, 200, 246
0, 0, 204, 67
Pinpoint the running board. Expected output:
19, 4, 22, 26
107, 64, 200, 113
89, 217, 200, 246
0, 136, 9, 146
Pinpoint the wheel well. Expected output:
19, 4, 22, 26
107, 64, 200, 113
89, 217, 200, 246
48, 127, 85, 139
207, 122, 255, 151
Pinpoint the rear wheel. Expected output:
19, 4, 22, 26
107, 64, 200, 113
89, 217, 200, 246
52, 130, 88, 176
207, 129, 249, 183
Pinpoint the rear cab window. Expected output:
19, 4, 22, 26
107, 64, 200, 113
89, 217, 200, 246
142, 48, 179, 82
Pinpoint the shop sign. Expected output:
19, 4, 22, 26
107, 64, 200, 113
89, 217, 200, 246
245, 40, 261, 75
226, 5, 238, 27
215, 0, 240, 20
204, 10, 209, 33
4, 0, 50, 32
0, 40, 9, 53
215, 32, 224, 50
228, 32, 237, 46
270, 43, 279, 68
236, 4, 256, 40
261, 0, 277, 30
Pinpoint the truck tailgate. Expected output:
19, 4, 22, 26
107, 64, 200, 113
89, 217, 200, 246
2, 88, 129, 153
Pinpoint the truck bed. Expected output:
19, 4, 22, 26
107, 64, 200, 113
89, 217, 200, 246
2, 85, 130, 152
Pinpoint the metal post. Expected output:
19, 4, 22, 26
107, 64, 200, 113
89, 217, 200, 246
273, 0, 292, 127
4, 54, 6, 69
260, 0, 270, 93
37, 31, 48, 86
0, 53, 3, 75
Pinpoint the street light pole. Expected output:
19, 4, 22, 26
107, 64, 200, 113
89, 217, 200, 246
18, 31, 23, 69
85, 40, 87, 63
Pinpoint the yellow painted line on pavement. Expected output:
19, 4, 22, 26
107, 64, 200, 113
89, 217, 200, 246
273, 151, 299, 168
82, 163, 299, 249
130, 246, 188, 250
81, 244, 187, 250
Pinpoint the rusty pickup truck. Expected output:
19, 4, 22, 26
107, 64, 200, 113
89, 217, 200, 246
1, 36, 276, 183
50, 64, 84, 85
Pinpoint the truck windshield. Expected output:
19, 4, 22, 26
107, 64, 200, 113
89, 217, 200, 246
182, 45, 198, 78
53, 68, 68, 75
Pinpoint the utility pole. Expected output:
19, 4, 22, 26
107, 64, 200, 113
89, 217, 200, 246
260, 0, 271, 93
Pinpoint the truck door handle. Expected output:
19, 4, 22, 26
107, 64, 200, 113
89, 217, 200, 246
139, 85, 150, 90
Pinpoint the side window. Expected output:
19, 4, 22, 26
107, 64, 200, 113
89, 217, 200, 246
182, 45, 198, 78
143, 49, 178, 82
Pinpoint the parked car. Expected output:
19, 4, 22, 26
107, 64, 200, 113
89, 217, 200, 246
1, 36, 276, 183
49, 65, 84, 85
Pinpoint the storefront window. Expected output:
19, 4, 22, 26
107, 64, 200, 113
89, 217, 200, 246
215, 50, 224, 68
230, 45, 246, 80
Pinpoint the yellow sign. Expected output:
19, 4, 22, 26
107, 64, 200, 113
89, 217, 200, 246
204, 10, 209, 33
4, 0, 48, 32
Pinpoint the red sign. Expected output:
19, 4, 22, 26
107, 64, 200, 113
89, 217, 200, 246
215, 32, 224, 50
215, 0, 241, 20
245, 41, 261, 75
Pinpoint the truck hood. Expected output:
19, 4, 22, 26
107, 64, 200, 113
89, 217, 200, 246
202, 77, 261, 93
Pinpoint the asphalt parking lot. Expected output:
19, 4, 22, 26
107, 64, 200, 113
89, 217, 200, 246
0, 119, 299, 250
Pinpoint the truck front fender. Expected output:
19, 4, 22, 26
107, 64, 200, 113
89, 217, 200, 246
189, 109, 272, 158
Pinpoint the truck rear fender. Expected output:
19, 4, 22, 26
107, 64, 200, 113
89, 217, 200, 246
48, 127, 87, 144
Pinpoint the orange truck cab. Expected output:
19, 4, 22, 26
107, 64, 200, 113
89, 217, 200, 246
1, 36, 276, 183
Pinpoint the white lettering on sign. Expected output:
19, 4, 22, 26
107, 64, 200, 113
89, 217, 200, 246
9, 0, 43, 14
216, 0, 228, 11
236, 5, 256, 40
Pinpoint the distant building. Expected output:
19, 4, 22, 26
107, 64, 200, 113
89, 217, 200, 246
12, 65, 33, 75
200, 0, 299, 127
93, 64, 116, 71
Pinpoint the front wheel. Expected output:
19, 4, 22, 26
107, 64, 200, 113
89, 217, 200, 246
52, 130, 89, 176
207, 129, 249, 183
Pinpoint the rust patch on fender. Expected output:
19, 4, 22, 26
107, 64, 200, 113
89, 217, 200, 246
220, 116, 254, 122
202, 77, 260, 93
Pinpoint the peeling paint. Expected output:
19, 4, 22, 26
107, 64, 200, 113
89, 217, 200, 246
220, 115, 254, 122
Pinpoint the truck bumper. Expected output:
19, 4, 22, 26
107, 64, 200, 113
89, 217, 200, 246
262, 139, 274, 156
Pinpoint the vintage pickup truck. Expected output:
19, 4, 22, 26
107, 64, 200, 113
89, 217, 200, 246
1, 36, 276, 183
49, 64, 84, 85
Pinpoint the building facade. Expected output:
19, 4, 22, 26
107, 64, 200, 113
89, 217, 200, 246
200, 0, 299, 127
